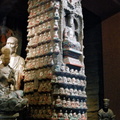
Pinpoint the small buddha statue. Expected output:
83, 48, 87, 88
62, 97, 67, 108
71, 98, 75, 108
58, 110, 63, 119
51, 109, 57, 120
69, 88, 73, 95
68, 110, 73, 119
77, 111, 81, 120
66, 98, 71, 108
81, 112, 87, 120
63, 76, 67, 83
60, 63, 66, 72
63, 110, 69, 120
98, 98, 115, 120
73, 112, 78, 119
75, 99, 80, 108
55, 96, 62, 107
54, 43, 60, 53
65, 66, 70, 73
57, 76, 63, 83
65, 87, 70, 95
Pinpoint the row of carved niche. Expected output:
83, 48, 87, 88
52, 110, 87, 120
53, 96, 87, 110
27, 32, 51, 47
39, 80, 86, 93
26, 42, 60, 59
52, 86, 87, 98
24, 79, 86, 98
55, 64, 85, 77
28, 1, 60, 19
28, 106, 52, 119
24, 91, 87, 110
24, 66, 85, 82
27, 8, 60, 28
51, 110, 87, 120
28, 0, 52, 12
29, 106, 87, 119
25, 56, 84, 75
51, 75, 86, 88
25, 55, 54, 70
28, 0, 60, 12
24, 80, 52, 93
27, 28, 59, 46
25, 92, 52, 105
24, 67, 53, 82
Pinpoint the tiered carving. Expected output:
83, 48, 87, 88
25, 0, 87, 119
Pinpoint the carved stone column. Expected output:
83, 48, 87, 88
25, 0, 87, 119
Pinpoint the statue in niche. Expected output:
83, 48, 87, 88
63, 13, 81, 51
98, 98, 115, 120
5, 36, 25, 90
0, 46, 28, 112
64, 13, 76, 41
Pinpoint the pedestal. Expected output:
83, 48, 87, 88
0, 113, 19, 120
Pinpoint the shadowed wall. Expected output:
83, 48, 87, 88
102, 12, 120, 120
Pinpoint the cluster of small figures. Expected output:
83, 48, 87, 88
25, 92, 51, 105
26, 42, 60, 59
53, 96, 87, 110
28, 0, 60, 16
25, 55, 54, 71
24, 79, 51, 93
27, 19, 59, 39
24, 67, 53, 82
55, 64, 85, 76
30, 107, 87, 120
51, 110, 87, 120
52, 76, 86, 87
53, 87, 86, 98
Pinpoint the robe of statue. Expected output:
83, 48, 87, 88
9, 55, 25, 90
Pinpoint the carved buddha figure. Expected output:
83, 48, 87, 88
64, 13, 76, 41
63, 13, 81, 51
5, 37, 25, 90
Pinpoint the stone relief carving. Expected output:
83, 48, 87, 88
0, 46, 28, 112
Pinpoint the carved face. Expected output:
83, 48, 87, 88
1, 55, 10, 66
103, 99, 110, 109
6, 37, 18, 54
104, 102, 109, 109
67, 14, 74, 27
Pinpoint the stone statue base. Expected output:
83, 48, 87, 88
0, 112, 19, 120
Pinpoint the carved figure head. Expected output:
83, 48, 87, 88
103, 98, 110, 109
1, 47, 11, 66
1, 54, 10, 66
6, 36, 18, 54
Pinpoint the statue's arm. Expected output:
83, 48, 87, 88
98, 110, 102, 120
110, 109, 115, 120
